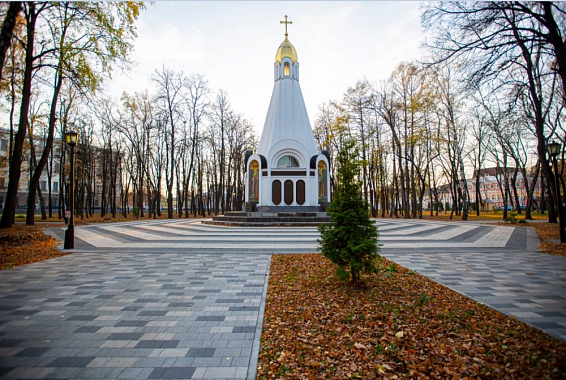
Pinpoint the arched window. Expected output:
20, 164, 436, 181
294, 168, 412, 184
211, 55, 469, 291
277, 155, 299, 168
284, 62, 290, 76
284, 180, 294, 205
318, 161, 328, 202
296, 180, 305, 205
248, 160, 259, 202
272, 180, 282, 205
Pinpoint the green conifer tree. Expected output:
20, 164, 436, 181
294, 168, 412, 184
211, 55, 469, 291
318, 140, 380, 286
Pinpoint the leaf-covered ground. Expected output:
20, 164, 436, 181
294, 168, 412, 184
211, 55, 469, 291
528, 222, 566, 258
0, 224, 68, 270
258, 254, 566, 379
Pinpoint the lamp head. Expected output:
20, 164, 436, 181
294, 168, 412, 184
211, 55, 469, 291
548, 140, 561, 158
65, 130, 78, 147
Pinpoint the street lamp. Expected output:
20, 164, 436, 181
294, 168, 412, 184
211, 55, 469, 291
547, 140, 566, 243
64, 130, 78, 249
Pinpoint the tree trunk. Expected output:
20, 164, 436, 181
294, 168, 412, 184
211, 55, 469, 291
26, 57, 64, 225
0, 1, 21, 81
524, 161, 539, 220
0, 3, 36, 229
475, 166, 481, 216
542, 3, 566, 103
511, 166, 521, 214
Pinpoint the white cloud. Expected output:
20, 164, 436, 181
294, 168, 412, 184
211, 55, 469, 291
134, 20, 205, 68
104, 1, 425, 135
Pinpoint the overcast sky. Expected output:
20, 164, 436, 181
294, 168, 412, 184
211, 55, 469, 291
105, 1, 425, 135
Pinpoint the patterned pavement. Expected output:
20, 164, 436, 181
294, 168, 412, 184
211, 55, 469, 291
0, 246, 269, 380
377, 219, 566, 343
0, 219, 564, 379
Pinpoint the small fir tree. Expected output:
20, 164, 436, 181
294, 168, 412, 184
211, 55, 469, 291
318, 140, 380, 286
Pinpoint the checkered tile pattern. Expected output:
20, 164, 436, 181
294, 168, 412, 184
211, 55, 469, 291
0, 250, 269, 379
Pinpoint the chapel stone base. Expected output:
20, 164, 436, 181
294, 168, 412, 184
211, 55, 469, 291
202, 205, 330, 227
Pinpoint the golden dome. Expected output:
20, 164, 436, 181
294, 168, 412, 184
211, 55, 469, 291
275, 36, 297, 63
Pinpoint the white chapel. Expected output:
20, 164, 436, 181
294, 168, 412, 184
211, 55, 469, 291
244, 16, 331, 211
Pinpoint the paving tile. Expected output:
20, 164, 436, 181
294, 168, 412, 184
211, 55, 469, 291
117, 367, 145, 379
138, 311, 167, 317
148, 366, 195, 379
116, 321, 149, 328
196, 316, 225, 322
232, 326, 255, 334
168, 302, 194, 308
75, 366, 114, 378
74, 326, 102, 333
202, 366, 238, 378
0, 339, 24, 348
67, 315, 97, 321
47, 356, 95, 367
191, 357, 223, 367
3, 366, 53, 379
108, 333, 144, 341
135, 340, 180, 349
132, 357, 166, 368
14, 347, 51, 357
0, 367, 14, 377
187, 347, 216, 357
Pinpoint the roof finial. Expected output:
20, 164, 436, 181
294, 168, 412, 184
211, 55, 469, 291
280, 15, 292, 37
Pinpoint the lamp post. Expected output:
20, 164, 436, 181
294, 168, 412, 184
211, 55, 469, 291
64, 130, 78, 249
547, 140, 566, 243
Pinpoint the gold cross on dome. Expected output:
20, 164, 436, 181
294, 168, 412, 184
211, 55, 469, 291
280, 15, 292, 37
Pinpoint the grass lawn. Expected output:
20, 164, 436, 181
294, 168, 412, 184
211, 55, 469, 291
258, 254, 566, 379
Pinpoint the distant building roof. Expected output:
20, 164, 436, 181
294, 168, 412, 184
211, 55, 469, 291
472, 167, 517, 179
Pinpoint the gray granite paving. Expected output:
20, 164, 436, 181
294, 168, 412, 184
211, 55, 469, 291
0, 243, 269, 380
1, 218, 565, 379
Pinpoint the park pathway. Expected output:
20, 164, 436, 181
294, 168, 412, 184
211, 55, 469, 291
0, 219, 564, 379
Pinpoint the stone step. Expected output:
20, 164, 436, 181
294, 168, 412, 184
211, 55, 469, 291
222, 212, 249, 217
257, 206, 321, 213
209, 207, 331, 226
277, 212, 319, 217
202, 220, 326, 227
211, 216, 330, 223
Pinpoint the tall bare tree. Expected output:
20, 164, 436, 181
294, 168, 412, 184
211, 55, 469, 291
423, 1, 566, 223
152, 66, 186, 218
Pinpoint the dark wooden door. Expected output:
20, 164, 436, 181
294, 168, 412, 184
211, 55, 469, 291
284, 180, 293, 205
272, 180, 281, 205
296, 180, 305, 205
